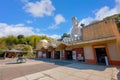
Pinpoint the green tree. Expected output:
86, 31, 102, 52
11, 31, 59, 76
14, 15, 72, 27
34, 38, 36, 49
22, 45, 31, 51
0, 37, 7, 46
40, 35, 49, 40
61, 33, 70, 40
26, 35, 49, 48
17, 35, 27, 44
17, 35, 24, 39
0, 44, 8, 57
80, 23, 85, 27
0, 35, 54, 51
6, 36, 18, 46
22, 45, 34, 58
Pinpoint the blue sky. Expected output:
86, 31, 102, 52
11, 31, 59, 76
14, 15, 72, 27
0, 0, 120, 39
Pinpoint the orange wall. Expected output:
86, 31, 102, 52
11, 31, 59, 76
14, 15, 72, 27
72, 48, 84, 61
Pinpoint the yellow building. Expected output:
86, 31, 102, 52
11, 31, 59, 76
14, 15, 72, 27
72, 18, 120, 66
35, 18, 120, 66
35, 40, 48, 58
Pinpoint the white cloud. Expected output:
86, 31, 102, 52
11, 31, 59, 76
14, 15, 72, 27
95, 6, 118, 20
116, 0, 120, 3
23, 0, 55, 17
0, 23, 39, 37
54, 14, 65, 25
79, 17, 94, 26
0, 22, 61, 39
79, 0, 120, 25
49, 34, 61, 39
48, 14, 66, 29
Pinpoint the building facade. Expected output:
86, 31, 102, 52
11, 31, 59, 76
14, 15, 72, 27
35, 18, 120, 66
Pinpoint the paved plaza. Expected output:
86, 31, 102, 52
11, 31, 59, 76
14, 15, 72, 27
0, 58, 120, 80
0, 58, 59, 80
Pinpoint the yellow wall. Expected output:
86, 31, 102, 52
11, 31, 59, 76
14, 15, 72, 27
83, 41, 120, 62
84, 45, 94, 59
117, 37, 120, 52
82, 19, 116, 41
108, 42, 120, 61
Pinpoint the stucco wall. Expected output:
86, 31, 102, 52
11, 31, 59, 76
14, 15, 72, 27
84, 45, 94, 59
117, 36, 120, 52
82, 19, 116, 41
108, 42, 120, 61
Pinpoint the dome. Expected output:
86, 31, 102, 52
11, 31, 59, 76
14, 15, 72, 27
43, 46, 48, 49
40, 40, 48, 43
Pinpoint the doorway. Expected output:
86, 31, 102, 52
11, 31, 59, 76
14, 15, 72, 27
48, 52, 51, 58
55, 51, 60, 59
66, 51, 73, 60
95, 48, 108, 65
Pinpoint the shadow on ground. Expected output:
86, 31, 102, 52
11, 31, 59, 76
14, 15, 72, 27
6, 62, 26, 65
117, 67, 120, 80
30, 58, 120, 80
31, 58, 109, 70
30, 58, 74, 66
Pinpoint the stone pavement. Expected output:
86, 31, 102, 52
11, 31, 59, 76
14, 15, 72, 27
13, 63, 120, 80
0, 58, 59, 80
0, 58, 45, 68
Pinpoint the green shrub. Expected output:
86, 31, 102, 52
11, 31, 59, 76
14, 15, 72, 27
24, 52, 35, 58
